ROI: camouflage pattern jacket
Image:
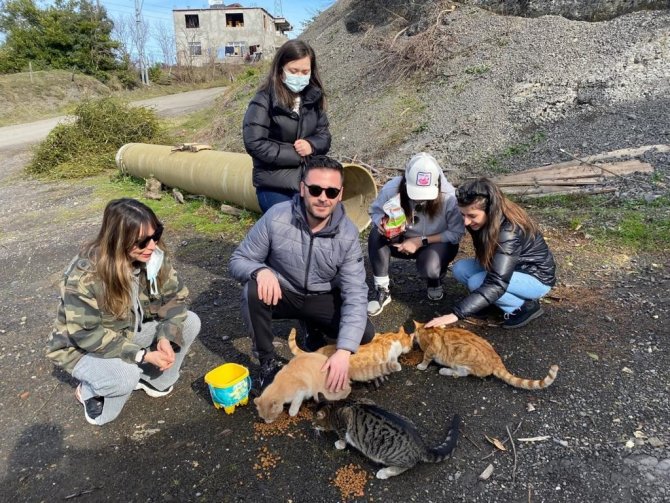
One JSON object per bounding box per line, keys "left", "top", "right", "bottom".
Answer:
{"left": 46, "top": 254, "right": 189, "bottom": 373}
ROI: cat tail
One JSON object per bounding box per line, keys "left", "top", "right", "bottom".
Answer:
{"left": 287, "top": 328, "right": 306, "bottom": 356}
{"left": 493, "top": 364, "right": 559, "bottom": 389}
{"left": 423, "top": 414, "right": 461, "bottom": 463}
{"left": 350, "top": 361, "right": 402, "bottom": 382}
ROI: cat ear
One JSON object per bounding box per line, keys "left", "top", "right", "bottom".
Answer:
{"left": 316, "top": 392, "right": 327, "bottom": 403}
{"left": 399, "top": 326, "right": 406, "bottom": 335}
{"left": 413, "top": 320, "right": 423, "bottom": 329}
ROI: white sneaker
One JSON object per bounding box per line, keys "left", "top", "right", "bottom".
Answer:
{"left": 367, "top": 287, "right": 391, "bottom": 316}
{"left": 135, "top": 381, "right": 174, "bottom": 398}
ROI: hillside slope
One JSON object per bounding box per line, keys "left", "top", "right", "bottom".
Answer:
{"left": 301, "top": 1, "right": 670, "bottom": 182}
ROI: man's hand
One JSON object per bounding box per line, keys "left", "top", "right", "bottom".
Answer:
{"left": 256, "top": 268, "right": 282, "bottom": 306}
{"left": 321, "top": 349, "right": 351, "bottom": 393}
{"left": 424, "top": 313, "right": 459, "bottom": 328}
{"left": 294, "top": 139, "right": 313, "bottom": 157}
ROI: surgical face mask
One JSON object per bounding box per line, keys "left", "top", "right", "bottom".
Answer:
{"left": 283, "top": 69, "right": 310, "bottom": 93}
{"left": 146, "top": 246, "right": 164, "bottom": 295}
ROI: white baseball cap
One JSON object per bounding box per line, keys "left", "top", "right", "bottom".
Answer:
{"left": 405, "top": 152, "right": 442, "bottom": 201}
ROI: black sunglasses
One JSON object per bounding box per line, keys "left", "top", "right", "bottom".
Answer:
{"left": 306, "top": 184, "right": 342, "bottom": 199}
{"left": 135, "top": 225, "right": 163, "bottom": 249}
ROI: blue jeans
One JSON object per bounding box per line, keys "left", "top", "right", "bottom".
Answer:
{"left": 256, "top": 187, "right": 297, "bottom": 214}
{"left": 451, "top": 258, "right": 551, "bottom": 313}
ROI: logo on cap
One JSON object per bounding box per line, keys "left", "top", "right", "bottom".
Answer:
{"left": 416, "top": 172, "right": 433, "bottom": 187}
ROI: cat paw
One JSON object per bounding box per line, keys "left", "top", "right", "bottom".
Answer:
{"left": 376, "top": 468, "right": 391, "bottom": 480}
{"left": 416, "top": 363, "right": 428, "bottom": 371}
{"left": 390, "top": 362, "right": 402, "bottom": 372}
{"left": 335, "top": 439, "right": 346, "bottom": 450}
{"left": 439, "top": 368, "right": 455, "bottom": 376}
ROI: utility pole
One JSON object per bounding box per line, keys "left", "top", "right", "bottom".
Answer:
{"left": 274, "top": 0, "right": 283, "bottom": 17}
{"left": 135, "top": 0, "right": 149, "bottom": 85}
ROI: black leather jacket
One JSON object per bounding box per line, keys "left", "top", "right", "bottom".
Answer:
{"left": 242, "top": 85, "right": 331, "bottom": 191}
{"left": 453, "top": 219, "right": 556, "bottom": 319}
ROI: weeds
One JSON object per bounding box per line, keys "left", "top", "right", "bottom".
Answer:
{"left": 27, "top": 98, "right": 170, "bottom": 179}
{"left": 482, "top": 131, "right": 547, "bottom": 173}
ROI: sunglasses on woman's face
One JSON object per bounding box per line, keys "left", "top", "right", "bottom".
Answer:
{"left": 306, "top": 184, "right": 342, "bottom": 199}
{"left": 135, "top": 225, "right": 163, "bottom": 249}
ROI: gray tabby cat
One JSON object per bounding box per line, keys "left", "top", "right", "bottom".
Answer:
{"left": 313, "top": 397, "right": 461, "bottom": 479}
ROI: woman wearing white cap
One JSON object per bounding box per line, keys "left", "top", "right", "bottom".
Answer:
{"left": 367, "top": 153, "right": 465, "bottom": 316}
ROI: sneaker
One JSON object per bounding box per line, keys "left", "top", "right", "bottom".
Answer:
{"left": 135, "top": 381, "right": 174, "bottom": 398}
{"left": 258, "top": 358, "right": 283, "bottom": 391}
{"left": 503, "top": 300, "right": 544, "bottom": 329}
{"left": 427, "top": 285, "right": 444, "bottom": 301}
{"left": 75, "top": 384, "right": 103, "bottom": 426}
{"left": 367, "top": 287, "right": 391, "bottom": 316}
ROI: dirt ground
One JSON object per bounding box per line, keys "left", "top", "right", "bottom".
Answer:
{"left": 0, "top": 142, "right": 668, "bottom": 503}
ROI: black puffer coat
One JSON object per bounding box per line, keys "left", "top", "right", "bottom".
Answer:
{"left": 453, "top": 219, "right": 556, "bottom": 319}
{"left": 242, "top": 85, "right": 331, "bottom": 191}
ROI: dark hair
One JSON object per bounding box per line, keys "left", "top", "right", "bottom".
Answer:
{"left": 302, "top": 155, "right": 343, "bottom": 180}
{"left": 259, "top": 39, "right": 326, "bottom": 110}
{"left": 456, "top": 178, "right": 539, "bottom": 270}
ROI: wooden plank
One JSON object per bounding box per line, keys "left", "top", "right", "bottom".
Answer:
{"left": 501, "top": 185, "right": 618, "bottom": 196}
{"left": 492, "top": 160, "right": 653, "bottom": 184}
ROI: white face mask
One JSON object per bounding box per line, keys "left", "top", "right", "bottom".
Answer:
{"left": 283, "top": 69, "right": 310, "bottom": 93}
{"left": 146, "top": 246, "right": 164, "bottom": 295}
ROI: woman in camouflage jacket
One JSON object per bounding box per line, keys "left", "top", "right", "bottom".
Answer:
{"left": 46, "top": 198, "right": 200, "bottom": 426}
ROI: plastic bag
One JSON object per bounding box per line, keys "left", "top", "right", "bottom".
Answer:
{"left": 381, "top": 193, "right": 406, "bottom": 241}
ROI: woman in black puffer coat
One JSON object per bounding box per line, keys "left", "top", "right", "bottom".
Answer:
{"left": 425, "top": 178, "right": 556, "bottom": 330}
{"left": 243, "top": 40, "right": 331, "bottom": 213}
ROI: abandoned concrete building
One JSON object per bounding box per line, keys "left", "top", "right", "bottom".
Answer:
{"left": 172, "top": 1, "right": 293, "bottom": 66}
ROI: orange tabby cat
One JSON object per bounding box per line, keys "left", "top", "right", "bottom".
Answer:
{"left": 254, "top": 352, "right": 351, "bottom": 423}
{"left": 413, "top": 322, "right": 558, "bottom": 389}
{"left": 287, "top": 327, "right": 414, "bottom": 382}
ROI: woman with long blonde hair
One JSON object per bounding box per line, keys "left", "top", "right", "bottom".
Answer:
{"left": 46, "top": 198, "right": 200, "bottom": 425}
{"left": 426, "top": 178, "right": 556, "bottom": 329}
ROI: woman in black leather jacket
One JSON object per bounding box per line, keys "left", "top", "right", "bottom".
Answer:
{"left": 426, "top": 178, "right": 556, "bottom": 329}
{"left": 243, "top": 40, "right": 331, "bottom": 213}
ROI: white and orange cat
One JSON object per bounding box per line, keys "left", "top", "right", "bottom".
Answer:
{"left": 413, "top": 322, "right": 558, "bottom": 389}
{"left": 287, "top": 327, "right": 414, "bottom": 382}
{"left": 254, "top": 352, "right": 351, "bottom": 423}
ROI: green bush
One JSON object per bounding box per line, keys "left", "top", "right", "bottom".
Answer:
{"left": 28, "top": 97, "right": 169, "bottom": 178}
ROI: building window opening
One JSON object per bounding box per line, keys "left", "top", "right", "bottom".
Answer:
{"left": 226, "top": 13, "right": 244, "bottom": 27}
{"left": 185, "top": 14, "right": 199, "bottom": 28}
{"left": 188, "top": 42, "right": 202, "bottom": 56}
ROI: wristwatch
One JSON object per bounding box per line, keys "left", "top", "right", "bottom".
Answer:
{"left": 135, "top": 348, "right": 147, "bottom": 364}
{"left": 421, "top": 236, "right": 429, "bottom": 247}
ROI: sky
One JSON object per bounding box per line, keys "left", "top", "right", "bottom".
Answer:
{"left": 97, "top": 0, "right": 335, "bottom": 61}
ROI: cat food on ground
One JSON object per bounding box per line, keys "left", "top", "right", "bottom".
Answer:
{"left": 253, "top": 407, "right": 311, "bottom": 439}
{"left": 254, "top": 446, "right": 281, "bottom": 479}
{"left": 399, "top": 348, "right": 423, "bottom": 367}
{"left": 332, "top": 463, "right": 370, "bottom": 500}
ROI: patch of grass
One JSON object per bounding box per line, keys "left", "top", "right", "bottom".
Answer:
{"left": 464, "top": 64, "right": 490, "bottom": 76}
{"left": 528, "top": 194, "right": 670, "bottom": 253}
{"left": 204, "top": 63, "right": 267, "bottom": 151}
{"left": 102, "top": 173, "right": 258, "bottom": 240}
{"left": 27, "top": 97, "right": 171, "bottom": 179}
{"left": 481, "top": 131, "right": 547, "bottom": 174}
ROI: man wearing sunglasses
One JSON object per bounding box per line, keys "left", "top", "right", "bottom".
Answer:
{"left": 230, "top": 155, "right": 375, "bottom": 393}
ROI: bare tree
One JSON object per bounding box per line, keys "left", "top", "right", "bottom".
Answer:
{"left": 112, "top": 13, "right": 133, "bottom": 61}
{"left": 154, "top": 21, "right": 176, "bottom": 69}
{"left": 130, "top": 14, "right": 151, "bottom": 84}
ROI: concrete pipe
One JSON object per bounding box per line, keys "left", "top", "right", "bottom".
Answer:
{"left": 115, "top": 143, "right": 377, "bottom": 231}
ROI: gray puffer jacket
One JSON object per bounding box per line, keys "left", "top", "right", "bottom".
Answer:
{"left": 229, "top": 196, "right": 368, "bottom": 353}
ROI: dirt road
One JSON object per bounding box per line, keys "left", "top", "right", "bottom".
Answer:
{"left": 0, "top": 87, "right": 225, "bottom": 151}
